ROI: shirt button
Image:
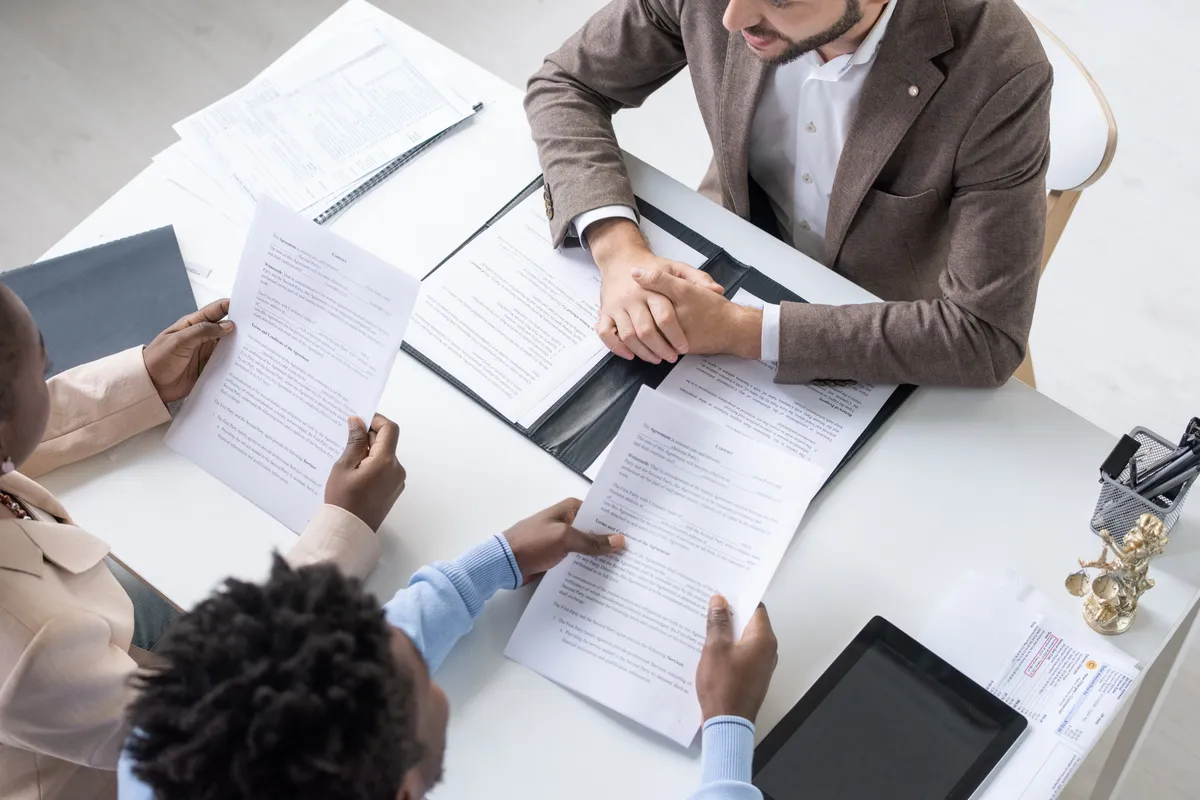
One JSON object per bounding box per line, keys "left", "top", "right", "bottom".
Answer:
{"left": 908, "top": 84, "right": 920, "bottom": 97}
{"left": 802, "top": 173, "right": 813, "bottom": 184}
{"left": 799, "top": 220, "right": 811, "bottom": 231}
{"left": 805, "top": 122, "right": 817, "bottom": 133}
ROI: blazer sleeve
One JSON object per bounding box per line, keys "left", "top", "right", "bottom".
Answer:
{"left": 20, "top": 348, "right": 172, "bottom": 478}
{"left": 284, "top": 504, "right": 380, "bottom": 580}
{"left": 0, "top": 612, "right": 139, "bottom": 770}
{"left": 775, "top": 62, "right": 1053, "bottom": 388}
{"left": 526, "top": 0, "right": 689, "bottom": 246}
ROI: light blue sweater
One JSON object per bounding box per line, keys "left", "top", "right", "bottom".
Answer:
{"left": 119, "top": 536, "right": 760, "bottom": 799}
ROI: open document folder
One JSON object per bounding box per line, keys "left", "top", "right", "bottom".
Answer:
{"left": 165, "top": 197, "right": 420, "bottom": 533}
{"left": 923, "top": 573, "right": 1140, "bottom": 800}
{"left": 402, "top": 180, "right": 915, "bottom": 484}
{"left": 506, "top": 387, "right": 825, "bottom": 745}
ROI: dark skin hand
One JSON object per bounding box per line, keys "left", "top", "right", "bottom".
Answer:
{"left": 324, "top": 414, "right": 407, "bottom": 532}
{"left": 695, "top": 595, "right": 779, "bottom": 722}
{"left": 143, "top": 299, "right": 236, "bottom": 404}
{"left": 503, "top": 497, "right": 626, "bottom": 582}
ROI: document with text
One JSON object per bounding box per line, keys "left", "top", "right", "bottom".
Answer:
{"left": 166, "top": 196, "right": 420, "bottom": 532}
{"left": 923, "top": 574, "right": 1139, "bottom": 800}
{"left": 405, "top": 192, "right": 706, "bottom": 426}
{"left": 583, "top": 290, "right": 895, "bottom": 478}
{"left": 174, "top": 22, "right": 476, "bottom": 220}
{"left": 505, "top": 387, "right": 824, "bottom": 745}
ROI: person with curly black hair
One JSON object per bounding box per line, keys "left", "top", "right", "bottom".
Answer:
{"left": 117, "top": 498, "right": 629, "bottom": 800}
{"left": 0, "top": 284, "right": 406, "bottom": 800}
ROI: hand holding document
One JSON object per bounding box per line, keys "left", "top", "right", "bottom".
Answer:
{"left": 505, "top": 388, "right": 824, "bottom": 745}
{"left": 166, "top": 197, "right": 420, "bottom": 532}
{"left": 923, "top": 573, "right": 1140, "bottom": 799}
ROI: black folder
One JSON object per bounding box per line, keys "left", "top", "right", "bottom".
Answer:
{"left": 403, "top": 180, "right": 914, "bottom": 482}
{"left": 2, "top": 227, "right": 198, "bottom": 377}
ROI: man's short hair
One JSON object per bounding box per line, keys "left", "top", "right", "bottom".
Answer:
{"left": 126, "top": 557, "right": 422, "bottom": 800}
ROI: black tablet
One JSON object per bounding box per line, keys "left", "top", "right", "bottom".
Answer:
{"left": 753, "top": 617, "right": 1026, "bottom": 800}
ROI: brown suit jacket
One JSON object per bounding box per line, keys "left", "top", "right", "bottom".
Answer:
{"left": 526, "top": 0, "right": 1052, "bottom": 387}
{"left": 0, "top": 349, "right": 380, "bottom": 800}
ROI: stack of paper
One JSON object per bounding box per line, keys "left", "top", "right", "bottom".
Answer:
{"left": 155, "top": 6, "right": 476, "bottom": 227}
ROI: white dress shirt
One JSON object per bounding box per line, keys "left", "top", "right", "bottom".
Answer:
{"left": 573, "top": 1, "right": 897, "bottom": 362}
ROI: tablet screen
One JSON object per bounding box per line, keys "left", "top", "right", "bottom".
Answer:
{"left": 753, "top": 618, "right": 1025, "bottom": 800}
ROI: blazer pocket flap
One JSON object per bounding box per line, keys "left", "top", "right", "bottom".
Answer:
{"left": 862, "top": 187, "right": 940, "bottom": 215}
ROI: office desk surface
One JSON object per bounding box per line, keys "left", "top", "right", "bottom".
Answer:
{"left": 35, "top": 16, "right": 1200, "bottom": 800}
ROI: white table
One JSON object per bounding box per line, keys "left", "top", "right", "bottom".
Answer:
{"left": 33, "top": 11, "right": 1200, "bottom": 800}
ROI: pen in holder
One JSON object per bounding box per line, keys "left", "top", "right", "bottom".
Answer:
{"left": 1091, "top": 427, "right": 1195, "bottom": 545}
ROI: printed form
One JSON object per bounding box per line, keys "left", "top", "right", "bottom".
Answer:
{"left": 166, "top": 197, "right": 420, "bottom": 532}
{"left": 923, "top": 574, "right": 1139, "bottom": 799}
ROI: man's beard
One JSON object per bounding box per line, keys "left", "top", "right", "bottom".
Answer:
{"left": 745, "top": 0, "right": 865, "bottom": 65}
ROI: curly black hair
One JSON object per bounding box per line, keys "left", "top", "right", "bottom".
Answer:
{"left": 126, "top": 555, "right": 423, "bottom": 800}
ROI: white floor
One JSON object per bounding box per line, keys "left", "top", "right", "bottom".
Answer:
{"left": 2, "top": 0, "right": 1198, "bottom": 794}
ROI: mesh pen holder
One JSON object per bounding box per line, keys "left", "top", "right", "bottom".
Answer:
{"left": 1091, "top": 427, "right": 1195, "bottom": 545}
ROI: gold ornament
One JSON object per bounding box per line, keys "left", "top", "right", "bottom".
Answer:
{"left": 1066, "top": 513, "right": 1168, "bottom": 635}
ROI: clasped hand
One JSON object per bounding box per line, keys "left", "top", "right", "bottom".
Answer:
{"left": 587, "top": 219, "right": 762, "bottom": 363}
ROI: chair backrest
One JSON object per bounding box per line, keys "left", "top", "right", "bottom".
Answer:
{"left": 1026, "top": 13, "right": 1118, "bottom": 192}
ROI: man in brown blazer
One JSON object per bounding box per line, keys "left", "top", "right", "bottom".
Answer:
{"left": 526, "top": 0, "right": 1052, "bottom": 387}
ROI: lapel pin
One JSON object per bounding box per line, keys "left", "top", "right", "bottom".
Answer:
{"left": 908, "top": 85, "right": 920, "bottom": 97}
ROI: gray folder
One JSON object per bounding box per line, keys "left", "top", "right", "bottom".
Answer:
{"left": 1, "top": 227, "right": 198, "bottom": 377}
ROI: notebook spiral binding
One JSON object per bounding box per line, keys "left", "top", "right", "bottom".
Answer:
{"left": 311, "top": 102, "right": 483, "bottom": 226}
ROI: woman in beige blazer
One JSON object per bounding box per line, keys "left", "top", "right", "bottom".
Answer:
{"left": 0, "top": 284, "right": 406, "bottom": 800}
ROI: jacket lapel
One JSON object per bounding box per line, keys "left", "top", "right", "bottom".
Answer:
{"left": 824, "top": 0, "right": 954, "bottom": 267}
{"left": 0, "top": 471, "right": 72, "bottom": 523}
{"left": 719, "top": 33, "right": 769, "bottom": 217}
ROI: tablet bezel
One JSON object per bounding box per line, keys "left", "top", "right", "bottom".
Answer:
{"left": 752, "top": 616, "right": 1028, "bottom": 800}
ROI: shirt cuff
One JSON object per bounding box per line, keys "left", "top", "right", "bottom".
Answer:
{"left": 759, "top": 303, "right": 781, "bottom": 362}
{"left": 571, "top": 205, "right": 639, "bottom": 250}
{"left": 701, "top": 716, "right": 756, "bottom": 785}
{"left": 440, "top": 535, "right": 522, "bottom": 617}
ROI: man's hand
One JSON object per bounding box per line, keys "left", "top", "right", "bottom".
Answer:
{"left": 631, "top": 269, "right": 763, "bottom": 359}
{"left": 696, "top": 595, "right": 778, "bottom": 722}
{"left": 503, "top": 498, "right": 626, "bottom": 582}
{"left": 144, "top": 299, "right": 235, "bottom": 404}
{"left": 324, "top": 414, "right": 407, "bottom": 532}
{"left": 587, "top": 218, "right": 723, "bottom": 364}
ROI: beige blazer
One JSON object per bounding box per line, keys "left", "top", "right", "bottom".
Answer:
{"left": 0, "top": 348, "right": 380, "bottom": 800}
{"left": 526, "top": 0, "right": 1052, "bottom": 387}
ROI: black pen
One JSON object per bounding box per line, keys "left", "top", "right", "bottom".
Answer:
{"left": 1139, "top": 451, "right": 1200, "bottom": 499}
{"left": 1136, "top": 437, "right": 1200, "bottom": 489}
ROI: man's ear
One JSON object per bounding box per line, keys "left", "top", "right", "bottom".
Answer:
{"left": 397, "top": 769, "right": 424, "bottom": 800}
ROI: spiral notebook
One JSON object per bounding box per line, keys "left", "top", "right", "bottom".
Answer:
{"left": 311, "top": 102, "right": 483, "bottom": 226}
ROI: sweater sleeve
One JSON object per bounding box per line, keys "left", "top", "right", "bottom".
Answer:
{"left": 382, "top": 535, "right": 521, "bottom": 672}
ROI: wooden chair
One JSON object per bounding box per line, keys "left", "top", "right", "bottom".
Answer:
{"left": 1014, "top": 14, "right": 1118, "bottom": 388}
